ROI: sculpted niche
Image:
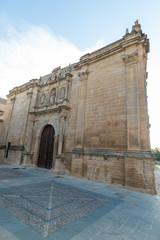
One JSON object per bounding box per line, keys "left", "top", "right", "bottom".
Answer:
{"left": 59, "top": 87, "right": 66, "bottom": 100}
{"left": 49, "top": 88, "right": 56, "bottom": 105}
{"left": 34, "top": 64, "right": 73, "bottom": 111}
{"left": 39, "top": 93, "right": 46, "bottom": 106}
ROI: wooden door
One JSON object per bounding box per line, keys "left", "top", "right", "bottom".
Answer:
{"left": 38, "top": 125, "right": 55, "bottom": 169}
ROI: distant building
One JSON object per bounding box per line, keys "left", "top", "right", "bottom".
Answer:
{"left": 0, "top": 21, "right": 156, "bottom": 194}
{"left": 0, "top": 97, "right": 7, "bottom": 137}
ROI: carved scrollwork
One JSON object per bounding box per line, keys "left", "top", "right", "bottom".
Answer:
{"left": 78, "top": 69, "right": 88, "bottom": 81}
{"left": 39, "top": 77, "right": 47, "bottom": 86}
{"left": 123, "top": 51, "right": 138, "bottom": 65}
{"left": 50, "top": 74, "right": 57, "bottom": 82}
{"left": 143, "top": 53, "right": 147, "bottom": 64}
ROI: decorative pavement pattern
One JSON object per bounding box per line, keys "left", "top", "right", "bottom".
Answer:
{"left": 0, "top": 162, "right": 160, "bottom": 240}
{"left": 0, "top": 181, "right": 112, "bottom": 237}
{"left": 0, "top": 168, "right": 25, "bottom": 179}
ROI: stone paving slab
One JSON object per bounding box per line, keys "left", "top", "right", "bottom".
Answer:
{"left": 0, "top": 161, "right": 160, "bottom": 240}
{"left": 0, "top": 168, "right": 26, "bottom": 179}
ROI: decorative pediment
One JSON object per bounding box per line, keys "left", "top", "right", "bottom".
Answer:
{"left": 38, "top": 65, "right": 72, "bottom": 86}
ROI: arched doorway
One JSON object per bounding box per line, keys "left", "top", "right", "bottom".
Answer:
{"left": 38, "top": 125, "right": 55, "bottom": 169}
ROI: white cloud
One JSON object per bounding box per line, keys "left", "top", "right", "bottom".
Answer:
{"left": 0, "top": 25, "right": 81, "bottom": 98}
{"left": 82, "top": 39, "right": 106, "bottom": 54}
{"left": 0, "top": 24, "right": 106, "bottom": 99}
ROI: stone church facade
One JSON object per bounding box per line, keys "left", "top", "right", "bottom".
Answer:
{"left": 0, "top": 21, "right": 156, "bottom": 194}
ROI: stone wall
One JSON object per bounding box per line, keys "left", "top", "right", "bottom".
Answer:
{"left": 0, "top": 21, "right": 156, "bottom": 194}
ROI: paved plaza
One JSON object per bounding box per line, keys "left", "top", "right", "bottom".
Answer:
{"left": 0, "top": 161, "right": 160, "bottom": 240}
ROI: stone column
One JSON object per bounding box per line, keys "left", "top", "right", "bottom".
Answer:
{"left": 123, "top": 52, "right": 140, "bottom": 150}
{"left": 75, "top": 69, "right": 88, "bottom": 149}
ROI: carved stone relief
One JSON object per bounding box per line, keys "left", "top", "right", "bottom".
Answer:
{"left": 49, "top": 89, "right": 56, "bottom": 105}
{"left": 59, "top": 87, "right": 66, "bottom": 99}
{"left": 36, "top": 68, "right": 72, "bottom": 109}
{"left": 40, "top": 93, "right": 46, "bottom": 105}
{"left": 78, "top": 69, "right": 88, "bottom": 81}
{"left": 123, "top": 51, "right": 138, "bottom": 65}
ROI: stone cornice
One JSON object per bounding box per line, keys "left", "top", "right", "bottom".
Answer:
{"left": 7, "top": 79, "right": 38, "bottom": 97}
{"left": 0, "top": 145, "right": 5, "bottom": 149}
{"left": 77, "top": 32, "right": 149, "bottom": 68}
{"left": 10, "top": 145, "right": 24, "bottom": 151}
{"left": 72, "top": 148, "right": 153, "bottom": 159}
{"left": 0, "top": 145, "right": 24, "bottom": 150}
{"left": 29, "top": 105, "right": 70, "bottom": 116}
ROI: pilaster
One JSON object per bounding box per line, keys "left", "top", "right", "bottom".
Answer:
{"left": 123, "top": 52, "right": 140, "bottom": 150}
{"left": 23, "top": 119, "right": 35, "bottom": 166}
{"left": 75, "top": 69, "right": 88, "bottom": 149}
{"left": 20, "top": 91, "right": 33, "bottom": 145}
{"left": 4, "top": 96, "right": 16, "bottom": 144}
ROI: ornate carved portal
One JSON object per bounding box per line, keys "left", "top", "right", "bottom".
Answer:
{"left": 37, "top": 125, "right": 55, "bottom": 169}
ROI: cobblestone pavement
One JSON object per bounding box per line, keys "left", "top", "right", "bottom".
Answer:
{"left": 0, "top": 161, "right": 160, "bottom": 240}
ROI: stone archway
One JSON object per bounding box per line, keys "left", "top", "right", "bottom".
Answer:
{"left": 37, "top": 125, "right": 55, "bottom": 169}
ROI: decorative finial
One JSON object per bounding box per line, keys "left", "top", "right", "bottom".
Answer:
{"left": 132, "top": 20, "right": 141, "bottom": 33}
{"left": 135, "top": 19, "right": 139, "bottom": 25}
{"left": 125, "top": 28, "right": 129, "bottom": 35}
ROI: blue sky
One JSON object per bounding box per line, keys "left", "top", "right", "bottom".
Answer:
{"left": 0, "top": 0, "right": 160, "bottom": 148}
{"left": 0, "top": 0, "right": 159, "bottom": 49}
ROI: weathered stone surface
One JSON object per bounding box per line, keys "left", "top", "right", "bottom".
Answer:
{"left": 0, "top": 21, "right": 156, "bottom": 193}
{"left": 0, "top": 97, "right": 7, "bottom": 148}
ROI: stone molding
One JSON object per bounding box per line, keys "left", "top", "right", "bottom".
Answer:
{"left": 7, "top": 79, "right": 38, "bottom": 97}
{"left": 0, "top": 145, "right": 5, "bottom": 149}
{"left": 29, "top": 105, "right": 70, "bottom": 116}
{"left": 9, "top": 145, "right": 24, "bottom": 151}
{"left": 72, "top": 148, "right": 153, "bottom": 159}
{"left": 0, "top": 145, "right": 24, "bottom": 151}
{"left": 77, "top": 32, "right": 149, "bottom": 68}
